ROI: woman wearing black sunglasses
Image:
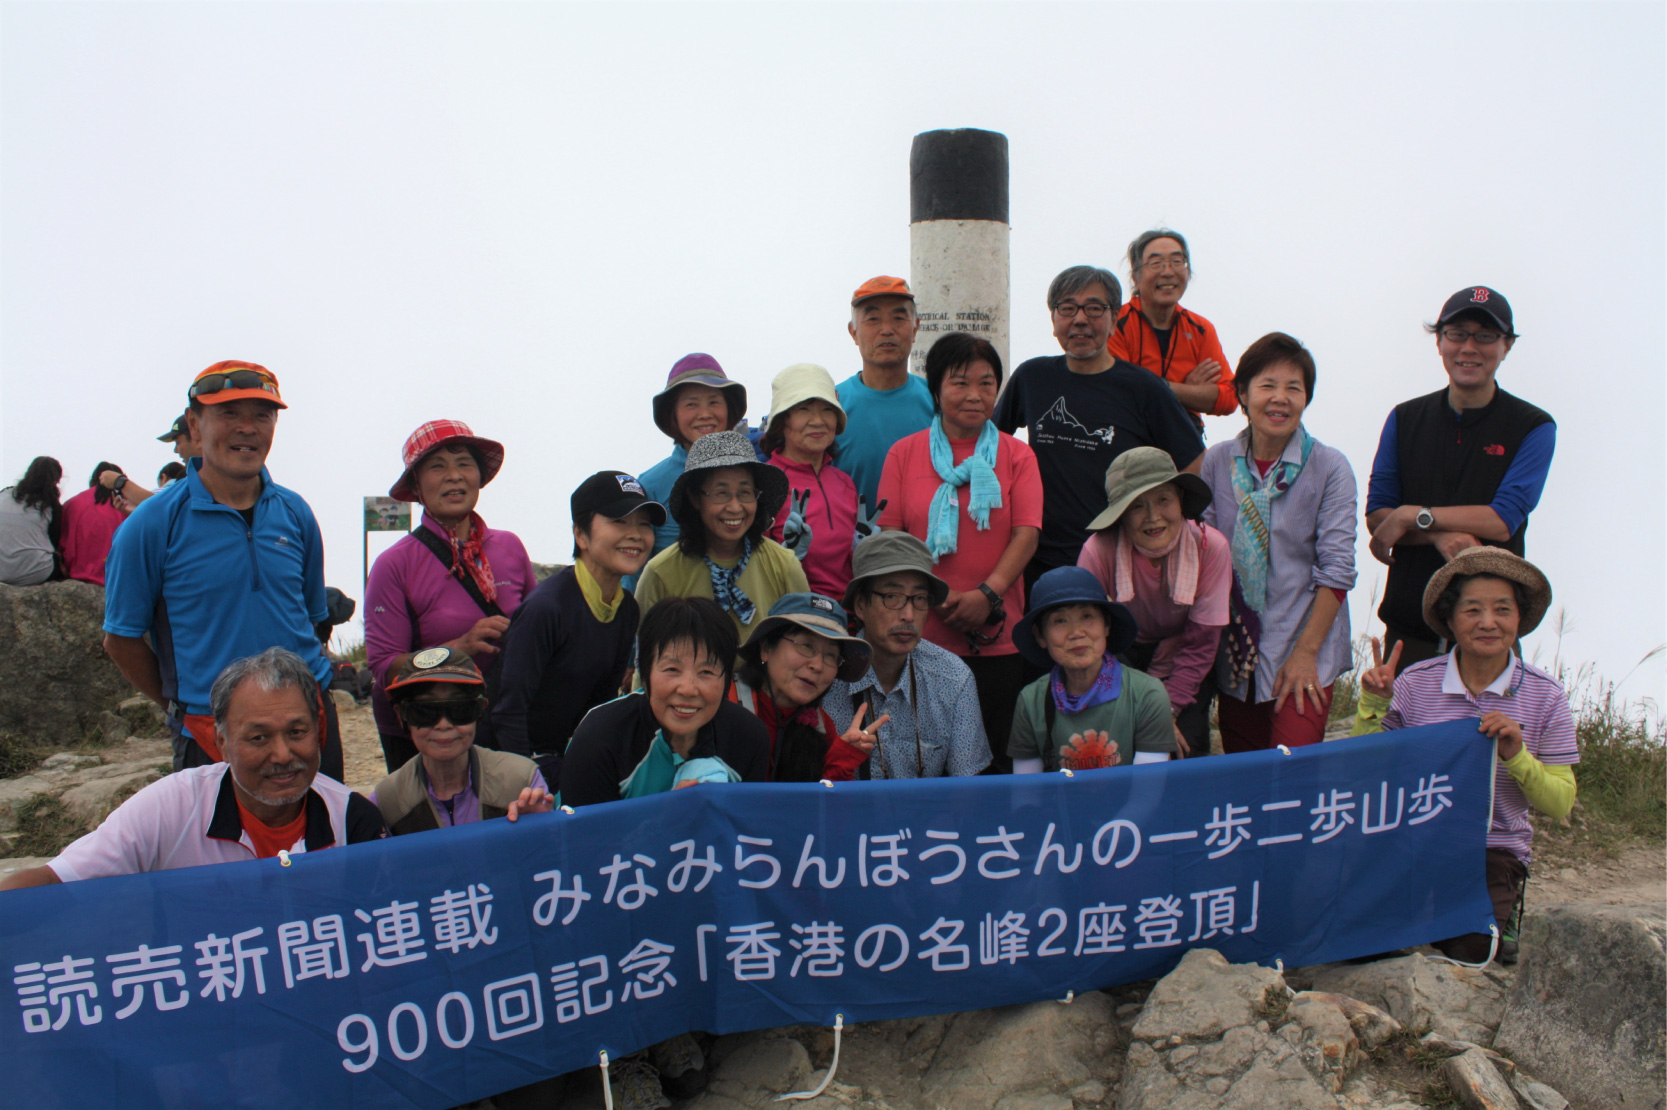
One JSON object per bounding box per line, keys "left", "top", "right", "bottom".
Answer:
{"left": 369, "top": 647, "right": 552, "bottom": 835}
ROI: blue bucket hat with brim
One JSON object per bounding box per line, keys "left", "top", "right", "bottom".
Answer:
{"left": 1014, "top": 566, "right": 1139, "bottom": 671}
{"left": 739, "top": 592, "right": 871, "bottom": 682}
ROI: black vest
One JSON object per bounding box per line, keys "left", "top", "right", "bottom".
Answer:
{"left": 1379, "top": 387, "right": 1552, "bottom": 637}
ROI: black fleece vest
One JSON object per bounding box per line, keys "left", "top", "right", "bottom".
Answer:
{"left": 1379, "top": 387, "right": 1552, "bottom": 637}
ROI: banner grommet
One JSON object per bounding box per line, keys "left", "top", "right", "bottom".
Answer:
{"left": 277, "top": 850, "right": 292, "bottom": 868}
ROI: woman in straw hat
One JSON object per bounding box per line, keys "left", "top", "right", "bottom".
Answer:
{"left": 634, "top": 430, "right": 808, "bottom": 644}
{"left": 1198, "top": 332, "right": 1356, "bottom": 753}
{"left": 1354, "top": 547, "right": 1578, "bottom": 965}
{"left": 1078, "top": 446, "right": 1232, "bottom": 757}
{"left": 731, "top": 593, "right": 886, "bottom": 782}
{"left": 761, "top": 363, "right": 861, "bottom": 599}
{"left": 364, "top": 420, "right": 537, "bottom": 771}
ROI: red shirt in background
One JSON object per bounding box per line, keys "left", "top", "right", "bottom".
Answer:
{"left": 58, "top": 487, "right": 126, "bottom": 586}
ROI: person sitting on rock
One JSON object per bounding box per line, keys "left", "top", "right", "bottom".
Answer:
{"left": 0, "top": 456, "right": 63, "bottom": 587}
{"left": 371, "top": 648, "right": 552, "bottom": 834}
{"left": 1009, "top": 566, "right": 1176, "bottom": 773}
{"left": 1352, "top": 548, "right": 1578, "bottom": 965}
{"left": 0, "top": 648, "right": 388, "bottom": 892}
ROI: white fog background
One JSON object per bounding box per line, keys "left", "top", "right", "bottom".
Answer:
{"left": 3, "top": 2, "right": 1663, "bottom": 711}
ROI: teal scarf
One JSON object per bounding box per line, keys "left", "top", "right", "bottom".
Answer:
{"left": 1229, "top": 429, "right": 1314, "bottom": 611}
{"left": 926, "top": 416, "right": 1001, "bottom": 560}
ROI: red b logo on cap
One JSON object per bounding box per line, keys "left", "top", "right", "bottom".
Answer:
{"left": 1470, "top": 287, "right": 1490, "bottom": 303}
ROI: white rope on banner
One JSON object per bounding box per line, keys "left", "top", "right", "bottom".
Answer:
{"left": 1274, "top": 957, "right": 1295, "bottom": 998}
{"left": 1058, "top": 990, "right": 1075, "bottom": 1004}
{"left": 560, "top": 805, "right": 576, "bottom": 815}
{"left": 1427, "top": 923, "right": 1501, "bottom": 970}
{"left": 775, "top": 1014, "right": 845, "bottom": 1101}
{"left": 599, "top": 1050, "right": 613, "bottom": 1110}
{"left": 277, "top": 850, "right": 292, "bottom": 868}
{"left": 819, "top": 779, "right": 834, "bottom": 788}
{"left": 1276, "top": 745, "right": 1292, "bottom": 756}
{"left": 1059, "top": 769, "right": 1075, "bottom": 778}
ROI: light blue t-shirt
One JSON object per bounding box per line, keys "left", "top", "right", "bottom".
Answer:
{"left": 625, "top": 445, "right": 687, "bottom": 594}
{"left": 834, "top": 371, "right": 934, "bottom": 510}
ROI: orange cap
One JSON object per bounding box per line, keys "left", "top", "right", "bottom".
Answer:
{"left": 851, "top": 275, "right": 914, "bottom": 306}
{"left": 188, "top": 360, "right": 287, "bottom": 408}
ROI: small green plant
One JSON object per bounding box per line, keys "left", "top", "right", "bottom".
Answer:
{"left": 12, "top": 795, "right": 86, "bottom": 858}
{"left": 330, "top": 637, "right": 368, "bottom": 665}
{"left": 0, "top": 732, "right": 44, "bottom": 778}
{"left": 1254, "top": 984, "right": 1290, "bottom": 1025}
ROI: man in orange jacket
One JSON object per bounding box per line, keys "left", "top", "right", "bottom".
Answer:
{"left": 1109, "top": 229, "right": 1237, "bottom": 428}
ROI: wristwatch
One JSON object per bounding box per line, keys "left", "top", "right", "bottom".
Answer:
{"left": 976, "top": 583, "right": 1002, "bottom": 608}
{"left": 1414, "top": 507, "right": 1435, "bottom": 531}
{"left": 113, "top": 475, "right": 129, "bottom": 493}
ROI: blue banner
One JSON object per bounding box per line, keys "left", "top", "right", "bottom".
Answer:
{"left": 3, "top": 722, "right": 1495, "bottom": 1108}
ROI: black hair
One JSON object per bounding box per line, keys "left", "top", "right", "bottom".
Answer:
{"left": 673, "top": 468, "right": 773, "bottom": 559}
{"left": 735, "top": 626, "right": 834, "bottom": 783}
{"left": 924, "top": 332, "right": 1004, "bottom": 413}
{"left": 1431, "top": 573, "right": 1530, "bottom": 632}
{"left": 89, "top": 461, "right": 123, "bottom": 506}
{"left": 10, "top": 456, "right": 62, "bottom": 515}
{"left": 1423, "top": 312, "right": 1519, "bottom": 341}
{"left": 637, "top": 596, "right": 739, "bottom": 689}
{"left": 158, "top": 461, "right": 187, "bottom": 484}
{"left": 1234, "top": 332, "right": 1317, "bottom": 405}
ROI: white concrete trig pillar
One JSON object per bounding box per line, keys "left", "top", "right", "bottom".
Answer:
{"left": 908, "top": 129, "right": 1010, "bottom": 377}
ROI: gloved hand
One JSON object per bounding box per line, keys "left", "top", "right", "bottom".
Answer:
{"left": 782, "top": 488, "right": 814, "bottom": 561}
{"left": 853, "top": 496, "right": 888, "bottom": 549}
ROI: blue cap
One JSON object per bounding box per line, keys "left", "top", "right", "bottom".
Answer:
{"left": 1013, "top": 567, "right": 1139, "bottom": 671}
{"left": 739, "top": 592, "right": 871, "bottom": 682}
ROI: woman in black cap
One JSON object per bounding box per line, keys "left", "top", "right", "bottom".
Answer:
{"left": 634, "top": 430, "right": 808, "bottom": 644}
{"left": 492, "top": 471, "right": 665, "bottom": 787}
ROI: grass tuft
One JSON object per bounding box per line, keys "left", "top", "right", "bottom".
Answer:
{"left": 11, "top": 795, "right": 86, "bottom": 858}
{"left": 0, "top": 732, "right": 46, "bottom": 778}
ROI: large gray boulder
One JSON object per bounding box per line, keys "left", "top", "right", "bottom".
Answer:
{"left": 1493, "top": 903, "right": 1666, "bottom": 1110}
{"left": 0, "top": 580, "right": 133, "bottom": 744}
{"left": 1307, "top": 953, "right": 1508, "bottom": 1044}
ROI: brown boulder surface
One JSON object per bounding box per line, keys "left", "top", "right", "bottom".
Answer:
{"left": 0, "top": 580, "right": 133, "bottom": 744}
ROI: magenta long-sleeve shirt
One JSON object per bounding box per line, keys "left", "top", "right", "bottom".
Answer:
{"left": 363, "top": 513, "right": 538, "bottom": 735}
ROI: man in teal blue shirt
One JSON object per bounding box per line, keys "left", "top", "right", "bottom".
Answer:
{"left": 834, "top": 275, "right": 933, "bottom": 513}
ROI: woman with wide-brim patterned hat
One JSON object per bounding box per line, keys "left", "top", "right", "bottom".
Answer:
{"left": 363, "top": 420, "right": 538, "bottom": 772}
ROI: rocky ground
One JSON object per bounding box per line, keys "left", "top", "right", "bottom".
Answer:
{"left": 2, "top": 700, "right": 1660, "bottom": 1110}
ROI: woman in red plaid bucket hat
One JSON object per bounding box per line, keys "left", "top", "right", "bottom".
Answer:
{"left": 363, "top": 420, "right": 539, "bottom": 772}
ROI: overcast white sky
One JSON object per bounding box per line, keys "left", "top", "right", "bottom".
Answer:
{"left": 3, "top": 2, "right": 1662, "bottom": 711}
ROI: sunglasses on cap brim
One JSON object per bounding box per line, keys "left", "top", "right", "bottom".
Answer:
{"left": 190, "top": 369, "right": 282, "bottom": 401}
{"left": 398, "top": 697, "right": 485, "bottom": 728}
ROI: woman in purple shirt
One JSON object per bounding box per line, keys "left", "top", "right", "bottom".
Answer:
{"left": 1200, "top": 333, "right": 1357, "bottom": 753}
{"left": 365, "top": 420, "right": 538, "bottom": 771}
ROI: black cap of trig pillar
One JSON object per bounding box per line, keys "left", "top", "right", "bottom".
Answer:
{"left": 910, "top": 129, "right": 1009, "bottom": 224}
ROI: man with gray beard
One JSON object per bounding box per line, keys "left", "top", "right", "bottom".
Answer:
{"left": 0, "top": 648, "right": 387, "bottom": 891}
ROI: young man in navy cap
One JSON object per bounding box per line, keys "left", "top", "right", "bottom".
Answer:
{"left": 1365, "top": 286, "right": 1556, "bottom": 672}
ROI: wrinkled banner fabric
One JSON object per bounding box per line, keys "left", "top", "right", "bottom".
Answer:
{"left": 3, "top": 722, "right": 1495, "bottom": 1108}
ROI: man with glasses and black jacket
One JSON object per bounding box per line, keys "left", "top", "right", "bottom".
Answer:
{"left": 1365, "top": 287, "right": 1555, "bottom": 674}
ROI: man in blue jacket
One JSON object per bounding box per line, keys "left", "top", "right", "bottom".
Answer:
{"left": 102, "top": 360, "right": 342, "bottom": 778}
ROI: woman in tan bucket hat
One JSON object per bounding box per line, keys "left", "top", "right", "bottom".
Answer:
{"left": 1353, "top": 547, "right": 1576, "bottom": 966}
{"left": 1078, "top": 446, "right": 1232, "bottom": 757}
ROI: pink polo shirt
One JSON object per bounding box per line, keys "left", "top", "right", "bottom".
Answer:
{"left": 877, "top": 428, "right": 1043, "bottom": 657}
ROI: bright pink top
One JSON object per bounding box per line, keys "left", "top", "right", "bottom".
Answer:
{"left": 877, "top": 428, "right": 1043, "bottom": 657}
{"left": 58, "top": 487, "right": 125, "bottom": 586}
{"left": 1078, "top": 522, "right": 1231, "bottom": 709}
{"left": 765, "top": 450, "right": 858, "bottom": 600}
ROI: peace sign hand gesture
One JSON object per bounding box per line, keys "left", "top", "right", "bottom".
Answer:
{"left": 1360, "top": 637, "right": 1403, "bottom": 701}
{"left": 839, "top": 702, "right": 891, "bottom": 755}
{"left": 782, "top": 488, "right": 814, "bottom": 560}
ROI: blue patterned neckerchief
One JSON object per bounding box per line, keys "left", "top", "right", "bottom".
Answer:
{"left": 1228, "top": 428, "right": 1315, "bottom": 612}
{"left": 704, "top": 537, "right": 756, "bottom": 626}
{"left": 1050, "top": 653, "right": 1122, "bottom": 715}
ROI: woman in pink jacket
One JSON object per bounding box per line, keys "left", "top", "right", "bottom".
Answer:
{"left": 763, "top": 363, "right": 861, "bottom": 599}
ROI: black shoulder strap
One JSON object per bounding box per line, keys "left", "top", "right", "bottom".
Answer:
{"left": 413, "top": 525, "right": 503, "bottom": 618}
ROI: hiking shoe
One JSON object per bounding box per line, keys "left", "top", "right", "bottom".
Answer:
{"left": 1497, "top": 939, "right": 1519, "bottom": 966}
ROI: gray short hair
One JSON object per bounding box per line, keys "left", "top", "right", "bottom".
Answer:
{"left": 1047, "top": 265, "right": 1122, "bottom": 311}
{"left": 1127, "top": 228, "right": 1191, "bottom": 281}
{"left": 210, "top": 648, "right": 321, "bottom": 738}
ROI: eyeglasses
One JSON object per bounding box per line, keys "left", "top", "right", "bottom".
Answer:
{"left": 399, "top": 697, "right": 485, "bottom": 728}
{"left": 872, "top": 591, "right": 933, "bottom": 612}
{"left": 1440, "top": 328, "right": 1506, "bottom": 346}
{"left": 1053, "top": 300, "right": 1112, "bottom": 319}
{"left": 701, "top": 487, "right": 758, "bottom": 504}
{"left": 779, "top": 635, "right": 843, "bottom": 671}
{"left": 189, "top": 368, "right": 281, "bottom": 400}
{"left": 1138, "top": 254, "right": 1190, "bottom": 274}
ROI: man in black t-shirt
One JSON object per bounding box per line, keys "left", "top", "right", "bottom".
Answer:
{"left": 993, "top": 265, "right": 1205, "bottom": 593}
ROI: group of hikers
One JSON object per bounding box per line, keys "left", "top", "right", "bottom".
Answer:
{"left": 1, "top": 230, "right": 1579, "bottom": 1103}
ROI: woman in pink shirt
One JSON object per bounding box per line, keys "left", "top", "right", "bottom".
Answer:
{"left": 763, "top": 363, "right": 860, "bottom": 599}
{"left": 1078, "top": 447, "right": 1230, "bottom": 758}
{"left": 364, "top": 421, "right": 538, "bottom": 772}
{"left": 877, "top": 331, "right": 1042, "bottom": 769}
